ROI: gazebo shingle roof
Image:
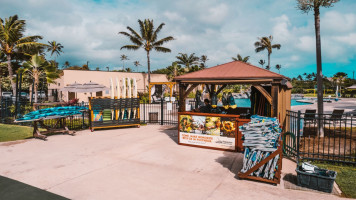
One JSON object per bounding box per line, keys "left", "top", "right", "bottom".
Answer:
{"left": 174, "top": 61, "right": 289, "bottom": 81}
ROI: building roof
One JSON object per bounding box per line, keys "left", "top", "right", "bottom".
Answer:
{"left": 174, "top": 61, "right": 290, "bottom": 82}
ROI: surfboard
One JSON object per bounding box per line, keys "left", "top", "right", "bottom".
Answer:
{"left": 116, "top": 77, "right": 120, "bottom": 120}
{"left": 121, "top": 77, "right": 126, "bottom": 119}
{"left": 110, "top": 78, "right": 114, "bottom": 120}
{"left": 127, "top": 78, "right": 132, "bottom": 119}
{"left": 133, "top": 78, "right": 137, "bottom": 119}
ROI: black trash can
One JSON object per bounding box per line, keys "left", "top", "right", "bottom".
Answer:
{"left": 296, "top": 165, "right": 337, "bottom": 193}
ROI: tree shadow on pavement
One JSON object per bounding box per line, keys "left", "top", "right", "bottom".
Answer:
{"left": 215, "top": 151, "right": 244, "bottom": 179}
{"left": 159, "top": 125, "right": 179, "bottom": 144}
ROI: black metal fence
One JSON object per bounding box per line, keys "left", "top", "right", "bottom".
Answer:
{"left": 140, "top": 100, "right": 179, "bottom": 125}
{"left": 284, "top": 110, "right": 356, "bottom": 165}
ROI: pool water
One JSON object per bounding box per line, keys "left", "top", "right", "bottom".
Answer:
{"left": 234, "top": 98, "right": 313, "bottom": 107}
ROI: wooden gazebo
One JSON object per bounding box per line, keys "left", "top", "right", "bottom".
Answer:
{"left": 174, "top": 61, "right": 292, "bottom": 127}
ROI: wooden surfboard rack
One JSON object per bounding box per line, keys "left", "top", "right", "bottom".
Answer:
{"left": 237, "top": 138, "right": 283, "bottom": 185}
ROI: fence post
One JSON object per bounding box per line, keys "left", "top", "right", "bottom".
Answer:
{"left": 160, "top": 98, "right": 164, "bottom": 125}
{"left": 143, "top": 102, "right": 146, "bottom": 124}
{"left": 296, "top": 110, "right": 301, "bottom": 164}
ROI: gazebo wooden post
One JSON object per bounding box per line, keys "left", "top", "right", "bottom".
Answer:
{"left": 271, "top": 81, "right": 280, "bottom": 118}
{"left": 178, "top": 82, "right": 186, "bottom": 112}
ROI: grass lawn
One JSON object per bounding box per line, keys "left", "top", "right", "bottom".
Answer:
{"left": 314, "top": 162, "right": 356, "bottom": 198}
{"left": 0, "top": 124, "right": 35, "bottom": 142}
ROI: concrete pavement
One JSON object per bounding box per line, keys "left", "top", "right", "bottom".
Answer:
{"left": 0, "top": 125, "right": 344, "bottom": 200}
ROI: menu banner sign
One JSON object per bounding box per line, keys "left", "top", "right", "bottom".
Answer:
{"left": 179, "top": 114, "right": 236, "bottom": 150}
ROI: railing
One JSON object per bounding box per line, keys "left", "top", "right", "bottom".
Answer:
{"left": 140, "top": 100, "right": 179, "bottom": 125}
{"left": 284, "top": 110, "right": 356, "bottom": 165}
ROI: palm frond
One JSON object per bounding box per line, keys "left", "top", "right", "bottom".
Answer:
{"left": 120, "top": 45, "right": 140, "bottom": 51}
{"left": 154, "top": 46, "right": 171, "bottom": 53}
{"left": 272, "top": 44, "right": 281, "bottom": 49}
{"left": 255, "top": 46, "right": 265, "bottom": 53}
{"left": 151, "top": 23, "right": 164, "bottom": 42}
{"left": 152, "top": 36, "right": 174, "bottom": 46}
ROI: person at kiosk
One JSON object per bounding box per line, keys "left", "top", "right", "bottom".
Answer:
{"left": 194, "top": 99, "right": 212, "bottom": 113}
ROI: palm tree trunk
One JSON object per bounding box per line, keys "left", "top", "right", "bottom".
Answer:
{"left": 147, "top": 50, "right": 151, "bottom": 83}
{"left": 34, "top": 74, "right": 39, "bottom": 103}
{"left": 267, "top": 53, "right": 271, "bottom": 70}
{"left": 315, "top": 7, "right": 324, "bottom": 137}
{"left": 6, "top": 54, "right": 16, "bottom": 94}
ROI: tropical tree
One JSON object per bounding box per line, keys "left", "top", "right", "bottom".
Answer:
{"left": 120, "top": 54, "right": 129, "bottom": 70}
{"left": 232, "top": 54, "right": 250, "bottom": 63}
{"left": 297, "top": 0, "right": 339, "bottom": 137}
{"left": 176, "top": 53, "right": 199, "bottom": 72}
{"left": 133, "top": 61, "right": 141, "bottom": 72}
{"left": 0, "top": 15, "right": 47, "bottom": 94}
{"left": 275, "top": 64, "right": 281, "bottom": 74}
{"left": 200, "top": 55, "right": 209, "bottom": 69}
{"left": 47, "top": 41, "right": 63, "bottom": 60}
{"left": 20, "top": 54, "right": 59, "bottom": 103}
{"left": 119, "top": 19, "right": 174, "bottom": 83}
{"left": 258, "top": 59, "right": 265, "bottom": 68}
{"left": 63, "top": 61, "right": 70, "bottom": 69}
{"left": 254, "top": 35, "right": 281, "bottom": 70}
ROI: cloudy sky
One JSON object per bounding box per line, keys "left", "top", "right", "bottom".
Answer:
{"left": 1, "top": 0, "right": 356, "bottom": 78}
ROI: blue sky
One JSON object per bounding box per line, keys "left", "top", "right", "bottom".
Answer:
{"left": 1, "top": 0, "right": 356, "bottom": 78}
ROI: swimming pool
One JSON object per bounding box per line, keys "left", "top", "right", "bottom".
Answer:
{"left": 234, "top": 98, "right": 314, "bottom": 107}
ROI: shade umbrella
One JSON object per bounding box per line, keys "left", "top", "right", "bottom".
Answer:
{"left": 60, "top": 82, "right": 82, "bottom": 91}
{"left": 347, "top": 84, "right": 356, "bottom": 90}
{"left": 74, "top": 81, "right": 110, "bottom": 99}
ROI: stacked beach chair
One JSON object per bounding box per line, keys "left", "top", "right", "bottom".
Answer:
{"left": 238, "top": 115, "right": 283, "bottom": 185}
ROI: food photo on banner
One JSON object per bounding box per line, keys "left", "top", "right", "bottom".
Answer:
{"left": 178, "top": 115, "right": 237, "bottom": 150}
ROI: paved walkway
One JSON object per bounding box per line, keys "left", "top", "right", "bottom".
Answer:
{"left": 0, "top": 125, "right": 345, "bottom": 200}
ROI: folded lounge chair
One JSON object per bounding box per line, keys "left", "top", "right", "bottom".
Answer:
{"left": 327, "top": 109, "right": 344, "bottom": 126}
{"left": 304, "top": 109, "right": 316, "bottom": 124}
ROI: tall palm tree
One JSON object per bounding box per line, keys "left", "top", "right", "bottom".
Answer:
{"left": 297, "top": 0, "right": 339, "bottom": 137}
{"left": 275, "top": 64, "right": 281, "bottom": 74}
{"left": 120, "top": 54, "right": 129, "bottom": 70}
{"left": 232, "top": 54, "right": 250, "bottom": 63}
{"left": 133, "top": 61, "right": 141, "bottom": 72}
{"left": 20, "top": 54, "right": 58, "bottom": 103}
{"left": 119, "top": 19, "right": 174, "bottom": 83}
{"left": 254, "top": 35, "right": 281, "bottom": 70}
{"left": 258, "top": 59, "right": 265, "bottom": 68}
{"left": 63, "top": 61, "right": 70, "bottom": 69}
{"left": 176, "top": 53, "right": 199, "bottom": 72}
{"left": 0, "top": 15, "right": 47, "bottom": 94}
{"left": 47, "top": 41, "right": 63, "bottom": 60}
{"left": 200, "top": 55, "right": 209, "bottom": 69}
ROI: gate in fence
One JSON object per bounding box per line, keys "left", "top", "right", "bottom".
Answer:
{"left": 140, "top": 100, "right": 179, "bottom": 125}
{"left": 284, "top": 110, "right": 356, "bottom": 165}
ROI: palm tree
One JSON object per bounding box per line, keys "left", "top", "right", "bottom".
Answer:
{"left": 63, "top": 61, "right": 70, "bottom": 69}
{"left": 0, "top": 15, "right": 47, "bottom": 94}
{"left": 275, "top": 64, "right": 281, "bottom": 74}
{"left": 120, "top": 54, "right": 129, "bottom": 70}
{"left": 176, "top": 53, "right": 199, "bottom": 72}
{"left": 232, "top": 54, "right": 250, "bottom": 63}
{"left": 47, "top": 41, "right": 63, "bottom": 60}
{"left": 133, "top": 61, "right": 141, "bottom": 72}
{"left": 20, "top": 54, "right": 58, "bottom": 103}
{"left": 119, "top": 19, "right": 174, "bottom": 83}
{"left": 200, "top": 55, "right": 209, "bottom": 69}
{"left": 258, "top": 59, "right": 265, "bottom": 68}
{"left": 297, "top": 0, "right": 339, "bottom": 137}
{"left": 254, "top": 35, "right": 281, "bottom": 70}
